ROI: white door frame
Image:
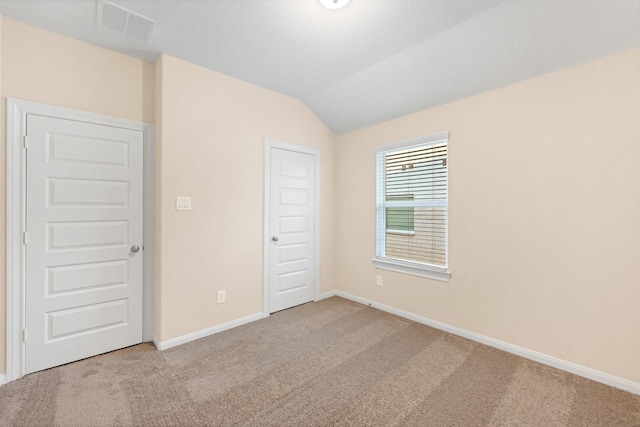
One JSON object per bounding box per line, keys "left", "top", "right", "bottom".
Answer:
{"left": 5, "top": 98, "right": 155, "bottom": 383}
{"left": 263, "top": 138, "right": 320, "bottom": 317}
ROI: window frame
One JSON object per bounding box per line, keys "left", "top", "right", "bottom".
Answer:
{"left": 373, "top": 131, "right": 451, "bottom": 282}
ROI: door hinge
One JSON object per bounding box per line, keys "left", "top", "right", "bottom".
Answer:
{"left": 23, "top": 329, "right": 27, "bottom": 342}
{"left": 23, "top": 232, "right": 29, "bottom": 245}
{"left": 23, "top": 136, "right": 29, "bottom": 149}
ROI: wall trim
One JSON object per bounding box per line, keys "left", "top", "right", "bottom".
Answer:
{"left": 316, "top": 290, "right": 338, "bottom": 301}
{"left": 263, "top": 138, "right": 321, "bottom": 317}
{"left": 332, "top": 290, "right": 640, "bottom": 395}
{"left": 0, "top": 374, "right": 6, "bottom": 387}
{"left": 5, "top": 98, "right": 155, "bottom": 383}
{"left": 153, "top": 312, "right": 264, "bottom": 351}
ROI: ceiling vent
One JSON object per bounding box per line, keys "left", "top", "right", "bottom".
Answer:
{"left": 97, "top": 0, "right": 156, "bottom": 43}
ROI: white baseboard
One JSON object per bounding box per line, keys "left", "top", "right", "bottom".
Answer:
{"left": 333, "top": 290, "right": 640, "bottom": 395}
{"left": 315, "top": 290, "right": 337, "bottom": 301}
{"left": 153, "top": 312, "right": 263, "bottom": 351}
{"left": 0, "top": 373, "right": 5, "bottom": 387}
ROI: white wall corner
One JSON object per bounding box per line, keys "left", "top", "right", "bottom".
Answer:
{"left": 154, "top": 312, "right": 263, "bottom": 351}
{"left": 0, "top": 374, "right": 6, "bottom": 387}
{"left": 333, "top": 290, "right": 640, "bottom": 396}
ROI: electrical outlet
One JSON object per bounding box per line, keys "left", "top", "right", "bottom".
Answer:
{"left": 217, "top": 290, "right": 226, "bottom": 304}
{"left": 376, "top": 275, "right": 383, "bottom": 287}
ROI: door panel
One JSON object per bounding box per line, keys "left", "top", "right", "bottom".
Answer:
{"left": 48, "top": 178, "right": 129, "bottom": 206}
{"left": 269, "top": 148, "right": 316, "bottom": 313}
{"left": 47, "top": 299, "right": 129, "bottom": 340}
{"left": 47, "top": 259, "right": 128, "bottom": 293}
{"left": 25, "top": 115, "right": 143, "bottom": 374}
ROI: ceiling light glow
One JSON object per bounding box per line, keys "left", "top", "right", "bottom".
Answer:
{"left": 318, "top": 0, "right": 351, "bottom": 10}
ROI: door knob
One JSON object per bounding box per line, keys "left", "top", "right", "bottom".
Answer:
{"left": 272, "top": 236, "right": 279, "bottom": 242}
{"left": 131, "top": 245, "right": 140, "bottom": 253}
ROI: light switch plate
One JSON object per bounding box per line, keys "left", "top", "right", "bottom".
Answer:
{"left": 176, "top": 196, "right": 192, "bottom": 211}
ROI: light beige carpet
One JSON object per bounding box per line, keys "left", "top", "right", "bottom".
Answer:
{"left": 1, "top": 296, "right": 639, "bottom": 426}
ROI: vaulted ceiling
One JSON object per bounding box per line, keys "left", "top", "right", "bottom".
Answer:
{"left": 0, "top": 0, "right": 638, "bottom": 134}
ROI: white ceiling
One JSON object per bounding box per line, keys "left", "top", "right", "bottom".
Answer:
{"left": 0, "top": 0, "right": 639, "bottom": 134}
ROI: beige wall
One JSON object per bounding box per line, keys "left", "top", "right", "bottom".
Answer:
{"left": 154, "top": 54, "right": 335, "bottom": 341}
{"left": 0, "top": 19, "right": 335, "bottom": 374}
{"left": 2, "top": 18, "right": 154, "bottom": 123}
{"left": 0, "top": 18, "right": 156, "bottom": 373}
{"left": 1, "top": 15, "right": 638, "bottom": 388}
{"left": 336, "top": 48, "right": 640, "bottom": 383}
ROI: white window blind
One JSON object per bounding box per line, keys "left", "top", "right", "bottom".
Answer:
{"left": 374, "top": 132, "right": 450, "bottom": 280}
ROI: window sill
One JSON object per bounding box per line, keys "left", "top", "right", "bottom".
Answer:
{"left": 372, "top": 257, "right": 451, "bottom": 282}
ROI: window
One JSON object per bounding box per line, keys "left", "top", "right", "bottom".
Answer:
{"left": 373, "top": 132, "right": 451, "bottom": 281}
{"left": 386, "top": 194, "right": 414, "bottom": 233}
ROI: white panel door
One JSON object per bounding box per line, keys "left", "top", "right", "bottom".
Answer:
{"left": 269, "top": 148, "right": 316, "bottom": 313}
{"left": 25, "top": 115, "right": 143, "bottom": 374}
